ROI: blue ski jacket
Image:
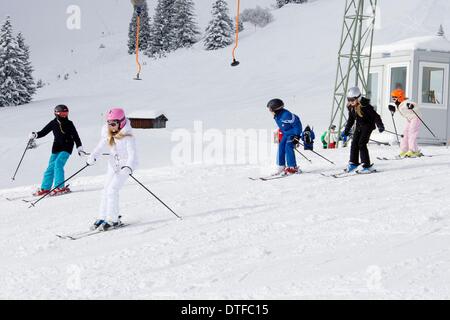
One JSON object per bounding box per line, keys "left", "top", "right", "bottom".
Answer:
{"left": 274, "top": 109, "right": 302, "bottom": 137}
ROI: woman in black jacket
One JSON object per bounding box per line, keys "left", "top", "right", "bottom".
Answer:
{"left": 29, "top": 105, "right": 84, "bottom": 196}
{"left": 342, "top": 87, "right": 385, "bottom": 173}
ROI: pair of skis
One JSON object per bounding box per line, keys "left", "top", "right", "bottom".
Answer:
{"left": 321, "top": 154, "right": 434, "bottom": 177}
{"left": 4, "top": 185, "right": 72, "bottom": 203}
{"left": 56, "top": 223, "right": 129, "bottom": 240}
{"left": 249, "top": 171, "right": 302, "bottom": 181}
{"left": 320, "top": 169, "right": 378, "bottom": 178}
{"left": 5, "top": 193, "right": 71, "bottom": 203}
{"left": 250, "top": 168, "right": 379, "bottom": 180}
{"left": 377, "top": 155, "right": 433, "bottom": 161}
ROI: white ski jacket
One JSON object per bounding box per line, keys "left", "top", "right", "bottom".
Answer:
{"left": 398, "top": 100, "right": 421, "bottom": 122}
{"left": 324, "top": 130, "right": 339, "bottom": 144}
{"left": 89, "top": 121, "right": 138, "bottom": 173}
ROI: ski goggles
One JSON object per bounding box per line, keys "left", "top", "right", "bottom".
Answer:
{"left": 54, "top": 111, "right": 69, "bottom": 117}
{"left": 107, "top": 120, "right": 120, "bottom": 127}
{"left": 347, "top": 97, "right": 359, "bottom": 102}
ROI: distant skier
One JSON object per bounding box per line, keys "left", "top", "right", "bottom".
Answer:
{"left": 389, "top": 89, "right": 423, "bottom": 158}
{"left": 341, "top": 87, "right": 385, "bottom": 173}
{"left": 29, "top": 105, "right": 84, "bottom": 196}
{"left": 267, "top": 98, "right": 302, "bottom": 175}
{"left": 320, "top": 130, "right": 327, "bottom": 149}
{"left": 86, "top": 108, "right": 138, "bottom": 231}
{"left": 301, "top": 125, "right": 315, "bottom": 151}
{"left": 321, "top": 125, "right": 338, "bottom": 149}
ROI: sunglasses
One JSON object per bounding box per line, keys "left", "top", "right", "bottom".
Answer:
{"left": 391, "top": 96, "right": 399, "bottom": 100}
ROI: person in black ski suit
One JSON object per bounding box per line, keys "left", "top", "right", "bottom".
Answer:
{"left": 301, "top": 125, "right": 315, "bottom": 151}
{"left": 29, "top": 105, "right": 85, "bottom": 196}
{"left": 341, "top": 87, "right": 384, "bottom": 173}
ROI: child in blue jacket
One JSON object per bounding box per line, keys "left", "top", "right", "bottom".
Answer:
{"left": 267, "top": 98, "right": 302, "bottom": 175}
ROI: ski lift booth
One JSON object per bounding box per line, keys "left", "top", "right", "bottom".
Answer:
{"left": 365, "top": 33, "right": 450, "bottom": 145}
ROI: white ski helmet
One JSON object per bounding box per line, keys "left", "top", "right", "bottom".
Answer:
{"left": 347, "top": 86, "right": 362, "bottom": 100}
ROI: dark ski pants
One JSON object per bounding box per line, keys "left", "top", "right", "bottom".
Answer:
{"left": 349, "top": 126, "right": 373, "bottom": 168}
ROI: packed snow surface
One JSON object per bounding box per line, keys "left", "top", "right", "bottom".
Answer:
{"left": 1, "top": 0, "right": 450, "bottom": 299}
{"left": 1, "top": 145, "right": 450, "bottom": 299}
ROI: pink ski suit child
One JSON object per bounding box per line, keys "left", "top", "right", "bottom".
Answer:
{"left": 87, "top": 108, "right": 138, "bottom": 231}
{"left": 389, "top": 89, "right": 422, "bottom": 158}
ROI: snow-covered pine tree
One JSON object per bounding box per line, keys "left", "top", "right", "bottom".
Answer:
{"left": 0, "top": 17, "right": 27, "bottom": 107}
{"left": 16, "top": 32, "right": 36, "bottom": 104}
{"left": 36, "top": 79, "right": 45, "bottom": 89}
{"left": 240, "top": 6, "right": 274, "bottom": 29}
{"left": 438, "top": 25, "right": 445, "bottom": 37}
{"left": 169, "top": 0, "right": 200, "bottom": 50}
{"left": 147, "top": 0, "right": 176, "bottom": 57}
{"left": 204, "top": 0, "right": 234, "bottom": 51}
{"left": 128, "top": 0, "right": 152, "bottom": 54}
{"left": 276, "top": 0, "right": 287, "bottom": 8}
{"left": 276, "top": 0, "right": 307, "bottom": 8}
{"left": 236, "top": 17, "right": 244, "bottom": 33}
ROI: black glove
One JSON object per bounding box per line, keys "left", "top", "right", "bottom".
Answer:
{"left": 388, "top": 103, "right": 396, "bottom": 114}
{"left": 77, "top": 147, "right": 87, "bottom": 157}
{"left": 378, "top": 125, "right": 385, "bottom": 133}
{"left": 406, "top": 102, "right": 414, "bottom": 110}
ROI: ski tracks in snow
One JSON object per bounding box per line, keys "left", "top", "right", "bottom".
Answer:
{"left": 1, "top": 146, "right": 450, "bottom": 298}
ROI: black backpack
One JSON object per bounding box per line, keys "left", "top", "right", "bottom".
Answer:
{"left": 304, "top": 130, "right": 312, "bottom": 144}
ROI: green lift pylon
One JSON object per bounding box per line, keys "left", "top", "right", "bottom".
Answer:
{"left": 328, "top": 0, "right": 378, "bottom": 147}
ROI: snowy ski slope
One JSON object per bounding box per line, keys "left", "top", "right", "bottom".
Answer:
{"left": 0, "top": 0, "right": 450, "bottom": 299}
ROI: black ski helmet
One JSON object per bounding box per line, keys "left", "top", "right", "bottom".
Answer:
{"left": 54, "top": 104, "right": 69, "bottom": 118}
{"left": 267, "top": 98, "right": 284, "bottom": 112}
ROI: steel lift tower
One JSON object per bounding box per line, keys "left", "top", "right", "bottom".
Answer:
{"left": 329, "top": 0, "right": 378, "bottom": 146}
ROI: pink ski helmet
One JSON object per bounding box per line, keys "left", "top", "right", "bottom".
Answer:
{"left": 107, "top": 108, "right": 127, "bottom": 130}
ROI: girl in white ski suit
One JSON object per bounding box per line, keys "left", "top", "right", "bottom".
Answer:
{"left": 87, "top": 108, "right": 138, "bottom": 229}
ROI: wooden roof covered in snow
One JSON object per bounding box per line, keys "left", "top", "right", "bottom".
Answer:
{"left": 128, "top": 110, "right": 167, "bottom": 120}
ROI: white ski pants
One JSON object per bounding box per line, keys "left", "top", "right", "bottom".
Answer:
{"left": 98, "top": 166, "right": 129, "bottom": 222}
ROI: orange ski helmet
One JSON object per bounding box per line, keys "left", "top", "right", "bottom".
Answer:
{"left": 391, "top": 89, "right": 406, "bottom": 103}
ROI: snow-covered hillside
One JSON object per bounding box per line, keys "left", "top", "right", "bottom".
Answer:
{"left": 0, "top": 0, "right": 274, "bottom": 71}
{"left": 2, "top": 0, "right": 450, "bottom": 188}
{"left": 1, "top": 0, "right": 450, "bottom": 299}
{"left": 1, "top": 146, "right": 450, "bottom": 299}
